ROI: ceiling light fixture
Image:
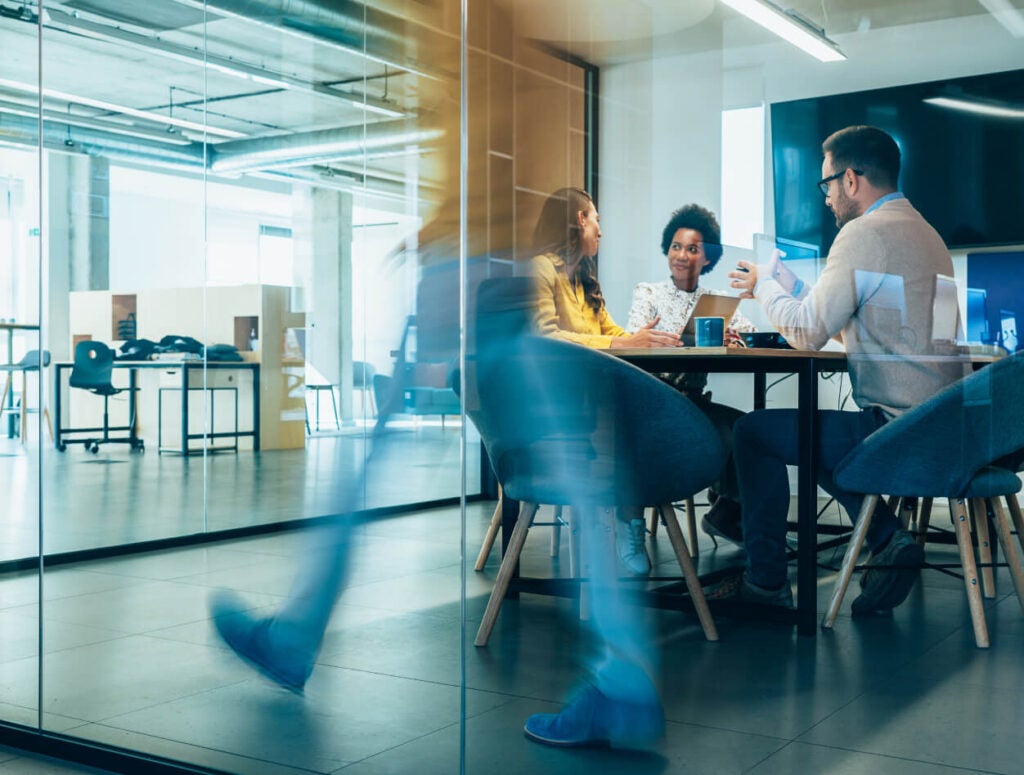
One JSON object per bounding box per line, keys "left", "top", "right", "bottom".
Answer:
{"left": 0, "top": 78, "right": 245, "bottom": 138}
{"left": 719, "top": 0, "right": 846, "bottom": 62}
{"left": 924, "top": 95, "right": 1024, "bottom": 120}
{"left": 978, "top": 0, "right": 1024, "bottom": 37}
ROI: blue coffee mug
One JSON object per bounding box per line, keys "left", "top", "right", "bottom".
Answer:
{"left": 695, "top": 316, "right": 725, "bottom": 347}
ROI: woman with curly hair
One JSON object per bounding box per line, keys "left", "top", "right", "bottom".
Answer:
{"left": 627, "top": 204, "right": 755, "bottom": 546}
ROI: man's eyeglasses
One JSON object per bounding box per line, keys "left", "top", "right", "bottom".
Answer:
{"left": 817, "top": 168, "right": 863, "bottom": 196}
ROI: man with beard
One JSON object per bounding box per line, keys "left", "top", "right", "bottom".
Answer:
{"left": 722, "top": 125, "right": 966, "bottom": 614}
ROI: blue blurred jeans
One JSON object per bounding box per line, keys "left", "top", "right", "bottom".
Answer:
{"left": 734, "top": 407, "right": 899, "bottom": 590}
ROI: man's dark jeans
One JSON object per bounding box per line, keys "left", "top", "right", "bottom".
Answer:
{"left": 734, "top": 407, "right": 898, "bottom": 589}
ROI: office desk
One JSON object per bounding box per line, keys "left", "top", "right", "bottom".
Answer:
{"left": 53, "top": 360, "right": 260, "bottom": 454}
{"left": 496, "top": 346, "right": 847, "bottom": 637}
{"left": 1, "top": 323, "right": 40, "bottom": 438}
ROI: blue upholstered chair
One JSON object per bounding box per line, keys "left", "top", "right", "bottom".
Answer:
{"left": 823, "top": 351, "right": 1024, "bottom": 647}
{"left": 469, "top": 279, "right": 725, "bottom": 647}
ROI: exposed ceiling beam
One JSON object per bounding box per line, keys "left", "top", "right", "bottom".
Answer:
{"left": 168, "top": 0, "right": 451, "bottom": 81}
{"left": 0, "top": 77, "right": 246, "bottom": 138}
{"left": 43, "top": 7, "right": 405, "bottom": 118}
{"left": 209, "top": 118, "right": 442, "bottom": 174}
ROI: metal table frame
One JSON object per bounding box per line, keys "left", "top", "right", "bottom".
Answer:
{"left": 54, "top": 360, "right": 260, "bottom": 454}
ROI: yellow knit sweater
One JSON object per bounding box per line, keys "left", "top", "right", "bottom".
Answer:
{"left": 529, "top": 252, "right": 625, "bottom": 349}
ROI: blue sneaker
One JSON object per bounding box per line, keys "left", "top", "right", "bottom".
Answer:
{"left": 210, "top": 590, "right": 312, "bottom": 694}
{"left": 524, "top": 684, "right": 665, "bottom": 749}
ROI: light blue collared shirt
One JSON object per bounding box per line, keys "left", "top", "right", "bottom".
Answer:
{"left": 864, "top": 191, "right": 905, "bottom": 215}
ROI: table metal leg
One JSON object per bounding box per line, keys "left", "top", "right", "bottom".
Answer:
{"left": 796, "top": 360, "right": 819, "bottom": 635}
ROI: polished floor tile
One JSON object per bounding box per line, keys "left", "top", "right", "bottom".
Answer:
{"left": 0, "top": 493, "right": 1022, "bottom": 774}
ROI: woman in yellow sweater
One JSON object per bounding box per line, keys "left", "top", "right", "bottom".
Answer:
{"left": 527, "top": 187, "right": 677, "bottom": 576}
{"left": 529, "top": 188, "right": 681, "bottom": 350}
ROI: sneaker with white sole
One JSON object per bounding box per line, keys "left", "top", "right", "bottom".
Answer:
{"left": 616, "top": 518, "right": 651, "bottom": 575}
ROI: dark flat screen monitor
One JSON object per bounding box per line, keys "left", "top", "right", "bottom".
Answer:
{"left": 770, "top": 67, "right": 1024, "bottom": 254}
{"left": 966, "top": 251, "right": 1024, "bottom": 350}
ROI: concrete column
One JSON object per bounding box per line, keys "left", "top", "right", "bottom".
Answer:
{"left": 303, "top": 188, "right": 353, "bottom": 425}
{"left": 47, "top": 153, "right": 109, "bottom": 360}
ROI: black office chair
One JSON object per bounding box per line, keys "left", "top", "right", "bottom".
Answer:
{"left": 0, "top": 349, "right": 52, "bottom": 444}
{"left": 65, "top": 340, "right": 143, "bottom": 453}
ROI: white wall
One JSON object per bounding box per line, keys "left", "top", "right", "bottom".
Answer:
{"left": 600, "top": 11, "right": 1024, "bottom": 323}
{"left": 598, "top": 9, "right": 1024, "bottom": 429}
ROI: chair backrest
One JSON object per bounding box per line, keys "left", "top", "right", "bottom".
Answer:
{"left": 469, "top": 278, "right": 724, "bottom": 507}
{"left": 835, "top": 350, "right": 1024, "bottom": 497}
{"left": 352, "top": 361, "right": 376, "bottom": 388}
{"left": 69, "top": 341, "right": 115, "bottom": 392}
{"left": 16, "top": 349, "right": 50, "bottom": 371}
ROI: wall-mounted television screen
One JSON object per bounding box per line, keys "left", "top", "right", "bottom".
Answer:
{"left": 770, "top": 67, "right": 1024, "bottom": 255}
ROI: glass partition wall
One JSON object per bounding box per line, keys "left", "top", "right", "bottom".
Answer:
{"left": 0, "top": 0, "right": 597, "bottom": 768}
{"left": 12, "top": 0, "right": 1018, "bottom": 773}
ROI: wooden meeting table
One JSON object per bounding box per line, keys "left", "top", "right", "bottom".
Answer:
{"left": 493, "top": 345, "right": 848, "bottom": 637}
{"left": 612, "top": 346, "right": 848, "bottom": 635}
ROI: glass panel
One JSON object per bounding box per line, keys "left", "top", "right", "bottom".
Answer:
{"left": 29, "top": 0, "right": 471, "bottom": 770}
{"left": 0, "top": 4, "right": 42, "bottom": 725}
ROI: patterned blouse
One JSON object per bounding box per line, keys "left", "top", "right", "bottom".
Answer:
{"left": 626, "top": 280, "right": 755, "bottom": 397}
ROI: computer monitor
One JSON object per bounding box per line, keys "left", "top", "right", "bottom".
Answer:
{"left": 931, "top": 274, "right": 960, "bottom": 343}
{"left": 967, "top": 251, "right": 1024, "bottom": 347}
{"left": 965, "top": 287, "right": 989, "bottom": 344}
{"left": 773, "top": 236, "right": 820, "bottom": 261}
{"left": 753, "top": 233, "right": 820, "bottom": 262}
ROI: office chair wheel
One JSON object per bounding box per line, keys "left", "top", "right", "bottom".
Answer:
{"left": 57, "top": 442, "right": 67, "bottom": 452}
{"left": 87, "top": 441, "right": 99, "bottom": 454}
{"left": 131, "top": 439, "right": 145, "bottom": 453}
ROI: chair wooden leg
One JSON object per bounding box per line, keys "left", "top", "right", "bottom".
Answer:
{"left": 20, "top": 372, "right": 27, "bottom": 445}
{"left": 971, "top": 498, "right": 996, "bottom": 599}
{"left": 823, "top": 494, "right": 878, "bottom": 629}
{"left": 647, "top": 505, "right": 659, "bottom": 537}
{"left": 1005, "top": 493, "right": 1024, "bottom": 558}
{"left": 916, "top": 497, "right": 933, "bottom": 547}
{"left": 43, "top": 405, "right": 53, "bottom": 442}
{"left": 659, "top": 503, "right": 718, "bottom": 641}
{"left": 991, "top": 497, "right": 1024, "bottom": 614}
{"left": 898, "top": 497, "right": 917, "bottom": 531}
{"left": 475, "top": 501, "right": 538, "bottom": 647}
{"left": 951, "top": 498, "right": 989, "bottom": 648}
{"left": 474, "top": 490, "right": 503, "bottom": 572}
{"left": 685, "top": 498, "right": 699, "bottom": 558}
{"left": 550, "top": 506, "right": 563, "bottom": 558}
{"left": 0, "top": 372, "right": 11, "bottom": 426}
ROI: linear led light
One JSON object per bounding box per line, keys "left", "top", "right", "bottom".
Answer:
{"left": 719, "top": 0, "right": 846, "bottom": 62}
{"left": 0, "top": 78, "right": 245, "bottom": 138}
{"left": 924, "top": 96, "right": 1024, "bottom": 120}
{"left": 978, "top": 0, "right": 1024, "bottom": 37}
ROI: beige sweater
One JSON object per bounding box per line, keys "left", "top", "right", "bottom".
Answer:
{"left": 755, "top": 197, "right": 966, "bottom": 417}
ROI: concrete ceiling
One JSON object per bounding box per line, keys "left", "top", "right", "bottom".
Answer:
{"left": 0, "top": 0, "right": 1019, "bottom": 194}
{"left": 521, "top": 0, "right": 1023, "bottom": 64}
